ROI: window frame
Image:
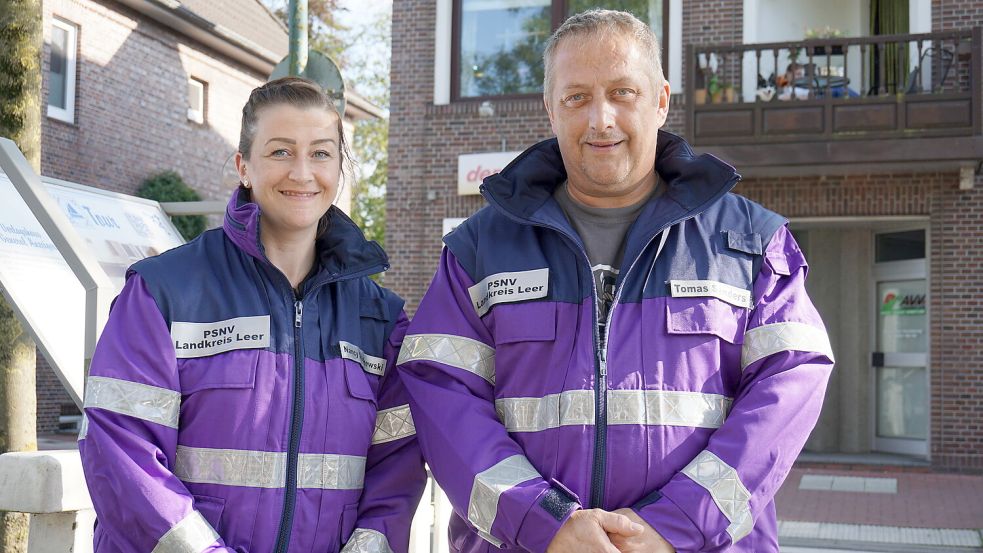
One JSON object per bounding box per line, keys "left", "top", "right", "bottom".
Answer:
{"left": 450, "top": 0, "right": 670, "bottom": 102}
{"left": 187, "top": 77, "right": 206, "bottom": 125}
{"left": 47, "top": 17, "right": 78, "bottom": 124}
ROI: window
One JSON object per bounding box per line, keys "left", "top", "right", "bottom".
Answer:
{"left": 47, "top": 18, "right": 78, "bottom": 123}
{"left": 875, "top": 230, "right": 926, "bottom": 263}
{"left": 453, "top": 0, "right": 669, "bottom": 100}
{"left": 187, "top": 78, "right": 206, "bottom": 124}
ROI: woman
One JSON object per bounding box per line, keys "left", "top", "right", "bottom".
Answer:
{"left": 79, "top": 77, "right": 425, "bottom": 553}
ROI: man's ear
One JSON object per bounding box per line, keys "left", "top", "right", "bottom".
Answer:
{"left": 655, "top": 80, "right": 671, "bottom": 127}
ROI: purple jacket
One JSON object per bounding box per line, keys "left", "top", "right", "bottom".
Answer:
{"left": 398, "top": 133, "right": 834, "bottom": 553}
{"left": 79, "top": 188, "right": 426, "bottom": 553}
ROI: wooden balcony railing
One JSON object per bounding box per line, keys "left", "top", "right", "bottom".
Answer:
{"left": 685, "top": 28, "right": 981, "bottom": 148}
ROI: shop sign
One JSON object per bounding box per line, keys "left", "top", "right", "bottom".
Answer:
{"left": 880, "top": 291, "right": 926, "bottom": 316}
{"left": 457, "top": 151, "right": 521, "bottom": 195}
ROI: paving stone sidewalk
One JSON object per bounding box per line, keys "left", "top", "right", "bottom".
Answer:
{"left": 777, "top": 466, "right": 983, "bottom": 551}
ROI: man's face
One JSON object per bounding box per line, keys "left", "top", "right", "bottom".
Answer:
{"left": 545, "top": 32, "right": 670, "bottom": 208}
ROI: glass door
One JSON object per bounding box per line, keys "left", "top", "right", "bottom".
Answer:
{"left": 872, "top": 230, "right": 928, "bottom": 456}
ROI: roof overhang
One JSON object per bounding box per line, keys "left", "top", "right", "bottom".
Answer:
{"left": 115, "top": 0, "right": 282, "bottom": 74}
{"left": 114, "top": 0, "right": 385, "bottom": 121}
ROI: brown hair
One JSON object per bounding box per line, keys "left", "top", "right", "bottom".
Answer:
{"left": 238, "top": 77, "right": 351, "bottom": 236}
{"left": 543, "top": 9, "right": 664, "bottom": 103}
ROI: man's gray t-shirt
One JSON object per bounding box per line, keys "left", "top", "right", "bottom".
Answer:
{"left": 553, "top": 181, "right": 660, "bottom": 337}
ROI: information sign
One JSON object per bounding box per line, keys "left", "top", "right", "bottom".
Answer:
{"left": 0, "top": 169, "right": 183, "bottom": 404}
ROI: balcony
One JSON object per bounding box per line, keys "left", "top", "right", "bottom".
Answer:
{"left": 685, "top": 28, "right": 983, "bottom": 176}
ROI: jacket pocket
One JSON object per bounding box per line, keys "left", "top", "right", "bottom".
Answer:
{"left": 493, "top": 301, "right": 557, "bottom": 344}
{"left": 192, "top": 494, "right": 226, "bottom": 533}
{"left": 665, "top": 296, "right": 748, "bottom": 344}
{"left": 343, "top": 358, "right": 377, "bottom": 403}
{"left": 340, "top": 502, "right": 359, "bottom": 544}
{"left": 178, "top": 349, "right": 259, "bottom": 394}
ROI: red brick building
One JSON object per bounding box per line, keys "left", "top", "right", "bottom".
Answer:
{"left": 35, "top": 0, "right": 381, "bottom": 432}
{"left": 387, "top": 0, "right": 983, "bottom": 471}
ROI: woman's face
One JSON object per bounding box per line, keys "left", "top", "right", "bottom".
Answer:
{"left": 235, "top": 103, "right": 341, "bottom": 242}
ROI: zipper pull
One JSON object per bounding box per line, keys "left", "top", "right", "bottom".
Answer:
{"left": 294, "top": 300, "right": 303, "bottom": 328}
{"left": 599, "top": 348, "right": 608, "bottom": 377}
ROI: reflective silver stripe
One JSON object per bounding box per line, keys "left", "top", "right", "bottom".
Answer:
{"left": 340, "top": 341, "right": 387, "bottom": 376}
{"left": 495, "top": 390, "right": 594, "bottom": 432}
{"left": 468, "top": 455, "right": 541, "bottom": 547}
{"left": 174, "top": 446, "right": 365, "bottom": 490}
{"left": 77, "top": 414, "right": 89, "bottom": 441}
{"left": 397, "top": 334, "right": 495, "bottom": 385}
{"left": 372, "top": 404, "right": 416, "bottom": 444}
{"left": 742, "top": 321, "right": 834, "bottom": 370}
{"left": 151, "top": 510, "right": 219, "bottom": 553}
{"left": 682, "top": 450, "right": 754, "bottom": 543}
{"left": 83, "top": 376, "right": 181, "bottom": 429}
{"left": 495, "top": 389, "right": 731, "bottom": 432}
{"left": 341, "top": 528, "right": 395, "bottom": 553}
{"left": 607, "top": 390, "right": 732, "bottom": 428}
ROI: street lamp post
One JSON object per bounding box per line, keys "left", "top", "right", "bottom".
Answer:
{"left": 288, "top": 0, "right": 308, "bottom": 76}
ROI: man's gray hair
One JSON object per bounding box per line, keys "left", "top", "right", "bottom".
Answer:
{"left": 543, "top": 9, "right": 665, "bottom": 101}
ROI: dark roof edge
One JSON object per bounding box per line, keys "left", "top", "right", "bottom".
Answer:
{"left": 116, "top": 0, "right": 282, "bottom": 74}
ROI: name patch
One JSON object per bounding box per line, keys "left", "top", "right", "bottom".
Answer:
{"left": 468, "top": 268, "right": 549, "bottom": 317}
{"left": 669, "top": 280, "right": 752, "bottom": 309}
{"left": 172, "top": 316, "right": 271, "bottom": 358}
{"left": 339, "top": 341, "right": 387, "bottom": 376}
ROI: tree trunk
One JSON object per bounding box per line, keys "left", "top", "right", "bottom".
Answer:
{"left": 0, "top": 1, "right": 43, "bottom": 551}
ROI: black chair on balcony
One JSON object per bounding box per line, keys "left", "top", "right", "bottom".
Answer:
{"left": 904, "top": 47, "right": 955, "bottom": 94}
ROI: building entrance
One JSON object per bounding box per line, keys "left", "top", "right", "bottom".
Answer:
{"left": 872, "top": 230, "right": 929, "bottom": 457}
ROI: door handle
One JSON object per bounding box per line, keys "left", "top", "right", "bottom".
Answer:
{"left": 872, "top": 352, "right": 884, "bottom": 367}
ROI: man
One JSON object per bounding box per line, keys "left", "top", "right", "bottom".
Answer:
{"left": 398, "top": 9, "right": 833, "bottom": 553}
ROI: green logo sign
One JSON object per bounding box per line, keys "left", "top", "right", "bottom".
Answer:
{"left": 880, "top": 292, "right": 926, "bottom": 315}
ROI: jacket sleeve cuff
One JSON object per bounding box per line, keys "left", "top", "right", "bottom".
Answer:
{"left": 634, "top": 494, "right": 706, "bottom": 552}
{"left": 635, "top": 474, "right": 731, "bottom": 553}
{"left": 515, "top": 486, "right": 580, "bottom": 553}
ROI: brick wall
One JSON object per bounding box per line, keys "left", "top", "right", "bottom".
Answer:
{"left": 42, "top": 0, "right": 263, "bottom": 198}
{"left": 35, "top": 0, "right": 269, "bottom": 433}
{"left": 933, "top": 0, "right": 983, "bottom": 31}
{"left": 738, "top": 172, "right": 983, "bottom": 472}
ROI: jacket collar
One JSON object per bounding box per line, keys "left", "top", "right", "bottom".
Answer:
{"left": 480, "top": 131, "right": 741, "bottom": 236}
{"left": 222, "top": 187, "right": 389, "bottom": 283}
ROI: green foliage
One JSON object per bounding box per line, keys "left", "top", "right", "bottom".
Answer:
{"left": 0, "top": 0, "right": 43, "bottom": 170}
{"left": 137, "top": 171, "right": 207, "bottom": 241}
{"left": 345, "top": 10, "right": 390, "bottom": 250}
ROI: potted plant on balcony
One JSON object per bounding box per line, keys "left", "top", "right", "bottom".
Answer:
{"left": 707, "top": 73, "right": 736, "bottom": 103}
{"left": 806, "top": 26, "right": 844, "bottom": 56}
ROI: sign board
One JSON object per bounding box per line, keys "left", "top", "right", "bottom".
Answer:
{"left": 457, "top": 151, "right": 521, "bottom": 196}
{"left": 0, "top": 168, "right": 183, "bottom": 404}
{"left": 44, "top": 179, "right": 185, "bottom": 289}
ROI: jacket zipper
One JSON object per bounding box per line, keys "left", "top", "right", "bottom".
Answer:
{"left": 482, "top": 183, "right": 736, "bottom": 510}
{"left": 474, "top": 195, "right": 608, "bottom": 507}
{"left": 273, "top": 296, "right": 305, "bottom": 553}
